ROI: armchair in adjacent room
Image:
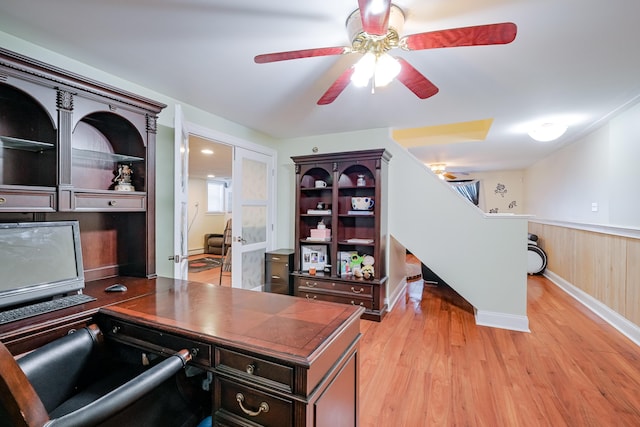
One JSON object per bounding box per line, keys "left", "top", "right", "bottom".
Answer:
{"left": 203, "top": 233, "right": 224, "bottom": 255}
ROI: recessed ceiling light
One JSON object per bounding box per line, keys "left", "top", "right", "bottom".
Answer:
{"left": 528, "top": 122, "right": 568, "bottom": 142}
{"left": 201, "top": 149, "right": 214, "bottom": 155}
{"left": 207, "top": 174, "right": 215, "bottom": 178}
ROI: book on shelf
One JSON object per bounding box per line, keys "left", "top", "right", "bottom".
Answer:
{"left": 307, "top": 209, "right": 332, "bottom": 214}
{"left": 345, "top": 238, "right": 374, "bottom": 244}
{"left": 347, "top": 210, "right": 373, "bottom": 215}
{"left": 306, "top": 237, "right": 331, "bottom": 242}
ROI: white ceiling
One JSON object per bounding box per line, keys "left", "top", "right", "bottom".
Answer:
{"left": 1, "top": 0, "right": 639, "bottom": 174}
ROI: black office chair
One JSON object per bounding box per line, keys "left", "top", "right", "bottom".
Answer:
{"left": 0, "top": 324, "right": 205, "bottom": 427}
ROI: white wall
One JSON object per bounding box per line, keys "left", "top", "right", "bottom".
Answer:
{"left": 609, "top": 103, "right": 640, "bottom": 227}
{"left": 524, "top": 125, "right": 611, "bottom": 224}
{"left": 525, "top": 101, "right": 640, "bottom": 228}
{"left": 465, "top": 170, "right": 525, "bottom": 214}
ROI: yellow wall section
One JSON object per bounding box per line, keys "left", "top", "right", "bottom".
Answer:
{"left": 392, "top": 118, "right": 494, "bottom": 147}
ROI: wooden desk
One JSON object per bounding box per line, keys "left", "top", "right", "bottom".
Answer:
{"left": 0, "top": 276, "right": 159, "bottom": 355}
{"left": 97, "top": 278, "right": 364, "bottom": 427}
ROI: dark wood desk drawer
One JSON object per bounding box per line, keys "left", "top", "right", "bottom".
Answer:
{"left": 296, "top": 289, "right": 372, "bottom": 310}
{"left": 72, "top": 191, "right": 146, "bottom": 211}
{"left": 294, "top": 276, "right": 373, "bottom": 297}
{"left": 102, "top": 318, "right": 211, "bottom": 367}
{"left": 0, "top": 187, "right": 56, "bottom": 212}
{"left": 216, "top": 347, "right": 293, "bottom": 393}
{"left": 214, "top": 376, "right": 293, "bottom": 427}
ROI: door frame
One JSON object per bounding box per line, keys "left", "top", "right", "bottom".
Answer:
{"left": 177, "top": 120, "right": 278, "bottom": 282}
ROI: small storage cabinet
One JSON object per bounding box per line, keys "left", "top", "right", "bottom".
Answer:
{"left": 265, "top": 249, "right": 294, "bottom": 295}
{"left": 291, "top": 149, "right": 391, "bottom": 321}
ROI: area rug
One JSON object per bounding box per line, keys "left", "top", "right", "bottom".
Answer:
{"left": 188, "top": 257, "right": 223, "bottom": 272}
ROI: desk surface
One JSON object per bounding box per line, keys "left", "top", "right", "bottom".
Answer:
{"left": 99, "top": 277, "right": 364, "bottom": 365}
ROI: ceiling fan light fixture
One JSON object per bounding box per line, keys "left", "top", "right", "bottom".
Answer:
{"left": 374, "top": 53, "right": 401, "bottom": 87}
{"left": 351, "top": 52, "right": 400, "bottom": 88}
{"left": 528, "top": 122, "right": 568, "bottom": 142}
{"left": 351, "top": 52, "right": 376, "bottom": 87}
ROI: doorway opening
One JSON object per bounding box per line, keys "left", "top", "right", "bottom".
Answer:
{"left": 186, "top": 136, "right": 232, "bottom": 286}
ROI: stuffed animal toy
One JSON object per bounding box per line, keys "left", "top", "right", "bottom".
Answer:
{"left": 361, "top": 255, "right": 375, "bottom": 280}
{"left": 350, "top": 253, "right": 364, "bottom": 278}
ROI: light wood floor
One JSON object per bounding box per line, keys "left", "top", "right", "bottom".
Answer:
{"left": 358, "top": 274, "right": 640, "bottom": 426}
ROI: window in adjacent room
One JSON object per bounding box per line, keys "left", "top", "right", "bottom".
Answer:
{"left": 449, "top": 180, "right": 480, "bottom": 206}
{"left": 207, "top": 180, "right": 232, "bottom": 213}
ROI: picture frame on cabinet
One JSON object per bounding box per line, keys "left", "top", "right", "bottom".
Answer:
{"left": 301, "top": 244, "right": 328, "bottom": 271}
{"left": 338, "top": 251, "right": 358, "bottom": 276}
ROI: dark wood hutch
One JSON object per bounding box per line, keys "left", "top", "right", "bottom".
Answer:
{"left": 291, "top": 149, "right": 391, "bottom": 321}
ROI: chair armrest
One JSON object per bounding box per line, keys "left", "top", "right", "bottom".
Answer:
{"left": 44, "top": 349, "right": 192, "bottom": 427}
{"left": 0, "top": 341, "right": 49, "bottom": 427}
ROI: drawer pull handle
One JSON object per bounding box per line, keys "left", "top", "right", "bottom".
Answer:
{"left": 271, "top": 257, "right": 281, "bottom": 261}
{"left": 351, "top": 301, "right": 364, "bottom": 306}
{"left": 351, "top": 287, "right": 364, "bottom": 294}
{"left": 271, "top": 275, "right": 281, "bottom": 279}
{"left": 305, "top": 294, "right": 317, "bottom": 301}
{"left": 236, "top": 393, "right": 269, "bottom": 417}
{"left": 246, "top": 364, "right": 255, "bottom": 375}
{"left": 0, "top": 197, "right": 6, "bottom": 204}
{"left": 305, "top": 281, "right": 317, "bottom": 287}
{"left": 109, "top": 200, "right": 117, "bottom": 206}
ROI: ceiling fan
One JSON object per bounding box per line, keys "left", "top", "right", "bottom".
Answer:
{"left": 254, "top": 0, "right": 517, "bottom": 105}
{"left": 430, "top": 163, "right": 466, "bottom": 180}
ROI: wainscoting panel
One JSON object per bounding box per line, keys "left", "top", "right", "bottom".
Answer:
{"left": 529, "top": 221, "right": 639, "bottom": 328}
{"left": 627, "top": 239, "right": 640, "bottom": 326}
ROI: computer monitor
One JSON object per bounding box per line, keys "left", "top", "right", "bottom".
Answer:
{"left": 0, "top": 221, "right": 85, "bottom": 309}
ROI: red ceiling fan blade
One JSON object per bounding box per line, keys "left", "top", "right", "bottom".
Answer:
{"left": 317, "top": 67, "right": 355, "bottom": 105}
{"left": 358, "top": 0, "right": 392, "bottom": 36}
{"left": 395, "top": 58, "right": 439, "bottom": 99}
{"left": 402, "top": 22, "right": 517, "bottom": 51}
{"left": 254, "top": 47, "right": 349, "bottom": 64}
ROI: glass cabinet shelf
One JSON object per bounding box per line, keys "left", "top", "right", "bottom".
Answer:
{"left": 0, "top": 136, "right": 55, "bottom": 152}
{"left": 72, "top": 148, "right": 144, "bottom": 163}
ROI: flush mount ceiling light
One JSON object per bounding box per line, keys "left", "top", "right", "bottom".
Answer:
{"left": 528, "top": 122, "right": 568, "bottom": 142}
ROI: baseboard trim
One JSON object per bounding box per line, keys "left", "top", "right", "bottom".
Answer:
{"left": 475, "top": 309, "right": 530, "bottom": 332}
{"left": 544, "top": 270, "right": 640, "bottom": 347}
{"left": 387, "top": 278, "right": 407, "bottom": 311}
